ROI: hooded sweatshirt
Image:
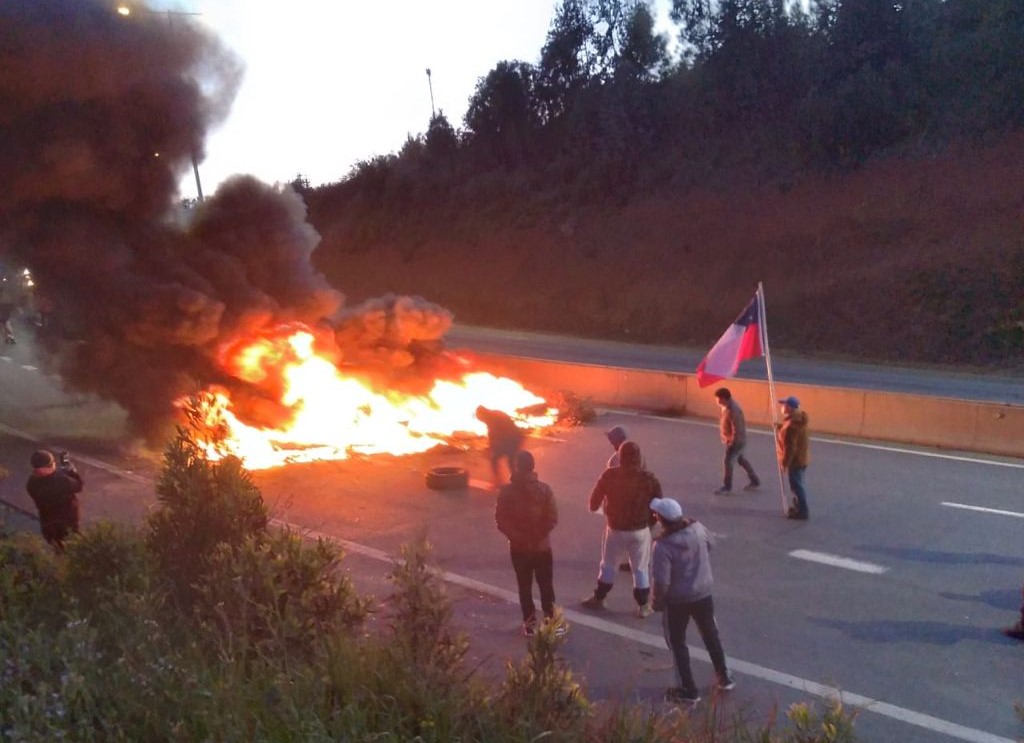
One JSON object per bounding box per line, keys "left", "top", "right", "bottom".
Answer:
{"left": 589, "top": 441, "right": 661, "bottom": 531}
{"left": 495, "top": 470, "right": 558, "bottom": 552}
{"left": 776, "top": 409, "right": 810, "bottom": 469}
{"left": 652, "top": 519, "right": 715, "bottom": 605}
{"left": 605, "top": 426, "right": 628, "bottom": 468}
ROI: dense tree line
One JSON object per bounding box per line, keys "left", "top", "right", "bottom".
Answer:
{"left": 310, "top": 0, "right": 1023, "bottom": 215}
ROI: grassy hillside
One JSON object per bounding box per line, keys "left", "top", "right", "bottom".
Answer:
{"left": 307, "top": 133, "right": 1024, "bottom": 369}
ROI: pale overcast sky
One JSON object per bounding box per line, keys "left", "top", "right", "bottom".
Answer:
{"left": 150, "top": 0, "right": 675, "bottom": 198}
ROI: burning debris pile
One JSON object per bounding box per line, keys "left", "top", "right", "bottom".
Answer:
{"left": 0, "top": 0, "right": 555, "bottom": 468}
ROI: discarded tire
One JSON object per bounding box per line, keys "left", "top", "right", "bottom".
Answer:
{"left": 425, "top": 466, "right": 470, "bottom": 491}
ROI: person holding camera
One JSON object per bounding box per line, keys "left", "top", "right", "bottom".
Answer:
{"left": 26, "top": 449, "right": 83, "bottom": 553}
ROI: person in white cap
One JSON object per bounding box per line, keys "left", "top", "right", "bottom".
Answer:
{"left": 650, "top": 497, "right": 734, "bottom": 705}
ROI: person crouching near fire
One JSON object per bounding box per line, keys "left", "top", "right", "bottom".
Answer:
{"left": 495, "top": 450, "right": 564, "bottom": 637}
{"left": 476, "top": 405, "right": 525, "bottom": 489}
{"left": 26, "top": 449, "right": 83, "bottom": 553}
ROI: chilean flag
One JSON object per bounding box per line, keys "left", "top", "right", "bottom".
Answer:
{"left": 695, "top": 294, "right": 764, "bottom": 388}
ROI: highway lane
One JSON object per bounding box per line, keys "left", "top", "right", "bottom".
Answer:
{"left": 446, "top": 324, "right": 1024, "bottom": 404}
{"left": 0, "top": 343, "right": 1021, "bottom": 742}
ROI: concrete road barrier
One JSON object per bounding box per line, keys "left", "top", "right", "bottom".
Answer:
{"left": 475, "top": 353, "right": 1024, "bottom": 459}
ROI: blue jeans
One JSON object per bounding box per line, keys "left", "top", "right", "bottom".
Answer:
{"left": 788, "top": 466, "right": 809, "bottom": 515}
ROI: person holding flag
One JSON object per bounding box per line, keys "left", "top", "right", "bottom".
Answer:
{"left": 696, "top": 285, "right": 798, "bottom": 517}
{"left": 776, "top": 396, "right": 811, "bottom": 520}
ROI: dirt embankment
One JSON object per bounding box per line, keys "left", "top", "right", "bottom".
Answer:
{"left": 309, "top": 134, "right": 1024, "bottom": 369}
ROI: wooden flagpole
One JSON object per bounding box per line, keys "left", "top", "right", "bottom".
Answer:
{"left": 757, "top": 282, "right": 788, "bottom": 515}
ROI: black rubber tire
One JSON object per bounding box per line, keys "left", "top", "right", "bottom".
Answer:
{"left": 425, "top": 466, "right": 470, "bottom": 491}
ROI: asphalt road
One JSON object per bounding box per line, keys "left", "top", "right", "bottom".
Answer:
{"left": 1, "top": 331, "right": 1021, "bottom": 743}
{"left": 446, "top": 325, "right": 1024, "bottom": 404}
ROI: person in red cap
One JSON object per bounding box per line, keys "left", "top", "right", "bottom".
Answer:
{"left": 26, "top": 449, "right": 83, "bottom": 553}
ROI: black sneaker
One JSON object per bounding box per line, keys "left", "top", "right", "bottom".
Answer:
{"left": 786, "top": 507, "right": 808, "bottom": 520}
{"left": 665, "top": 687, "right": 700, "bottom": 704}
{"left": 717, "top": 674, "right": 736, "bottom": 691}
{"left": 522, "top": 618, "right": 537, "bottom": 637}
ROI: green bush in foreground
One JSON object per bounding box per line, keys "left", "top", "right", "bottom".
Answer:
{"left": 0, "top": 417, "right": 862, "bottom": 741}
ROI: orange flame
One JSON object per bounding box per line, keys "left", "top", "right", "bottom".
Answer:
{"left": 190, "top": 328, "right": 556, "bottom": 469}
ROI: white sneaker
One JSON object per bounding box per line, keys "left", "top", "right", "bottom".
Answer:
{"left": 636, "top": 603, "right": 653, "bottom": 618}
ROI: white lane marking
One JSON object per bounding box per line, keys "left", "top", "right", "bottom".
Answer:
{"left": 789, "top": 549, "right": 889, "bottom": 574}
{"left": 284, "top": 521, "right": 1009, "bottom": 743}
{"left": 1, "top": 422, "right": 1014, "bottom": 743}
{"left": 20, "top": 365, "right": 37, "bottom": 371}
{"left": 1, "top": 357, "right": 11, "bottom": 362}
{"left": 941, "top": 502, "right": 1024, "bottom": 519}
{"left": 0, "top": 422, "right": 152, "bottom": 485}
{"left": 600, "top": 408, "right": 1024, "bottom": 469}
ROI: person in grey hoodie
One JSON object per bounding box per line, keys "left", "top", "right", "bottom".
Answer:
{"left": 650, "top": 497, "right": 734, "bottom": 704}
{"left": 712, "top": 388, "right": 760, "bottom": 494}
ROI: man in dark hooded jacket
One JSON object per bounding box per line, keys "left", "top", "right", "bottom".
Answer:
{"left": 605, "top": 425, "right": 636, "bottom": 572}
{"left": 582, "top": 441, "right": 661, "bottom": 617}
{"left": 26, "top": 449, "right": 83, "bottom": 553}
{"left": 495, "top": 450, "right": 561, "bottom": 636}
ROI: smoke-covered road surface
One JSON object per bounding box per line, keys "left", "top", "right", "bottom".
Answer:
{"left": 0, "top": 331, "right": 1021, "bottom": 743}
{"left": 446, "top": 325, "right": 1024, "bottom": 404}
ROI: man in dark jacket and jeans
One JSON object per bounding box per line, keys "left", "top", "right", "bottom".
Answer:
{"left": 495, "top": 450, "right": 561, "bottom": 636}
{"left": 26, "top": 449, "right": 83, "bottom": 553}
{"left": 650, "top": 497, "right": 734, "bottom": 705}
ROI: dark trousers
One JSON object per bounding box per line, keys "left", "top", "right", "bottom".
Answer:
{"left": 490, "top": 440, "right": 522, "bottom": 484}
{"left": 788, "top": 466, "right": 809, "bottom": 515}
{"left": 663, "top": 595, "right": 728, "bottom": 694}
{"left": 723, "top": 442, "right": 759, "bottom": 490}
{"left": 510, "top": 548, "right": 555, "bottom": 623}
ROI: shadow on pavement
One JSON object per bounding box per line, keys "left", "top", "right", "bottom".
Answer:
{"left": 856, "top": 545, "right": 1024, "bottom": 567}
{"left": 938, "top": 589, "right": 1020, "bottom": 611}
{"left": 808, "top": 617, "right": 1014, "bottom": 646}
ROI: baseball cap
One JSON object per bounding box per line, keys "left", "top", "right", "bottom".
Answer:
{"left": 650, "top": 497, "right": 683, "bottom": 522}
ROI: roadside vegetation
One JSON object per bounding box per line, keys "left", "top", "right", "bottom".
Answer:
{"left": 304, "top": 0, "right": 1024, "bottom": 367}
{"left": 0, "top": 414, "right": 861, "bottom": 741}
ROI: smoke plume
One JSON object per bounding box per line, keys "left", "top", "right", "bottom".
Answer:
{"left": 0, "top": 0, "right": 454, "bottom": 440}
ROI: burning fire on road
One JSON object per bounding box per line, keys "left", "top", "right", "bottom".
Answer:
{"left": 189, "top": 325, "right": 556, "bottom": 470}
{"left": 2, "top": 1, "right": 558, "bottom": 463}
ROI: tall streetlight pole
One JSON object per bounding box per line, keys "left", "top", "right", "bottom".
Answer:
{"left": 425, "top": 68, "right": 435, "bottom": 120}
{"left": 117, "top": 3, "right": 205, "bottom": 203}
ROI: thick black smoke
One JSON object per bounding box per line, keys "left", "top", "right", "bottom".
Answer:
{"left": 0, "top": 0, "right": 453, "bottom": 440}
